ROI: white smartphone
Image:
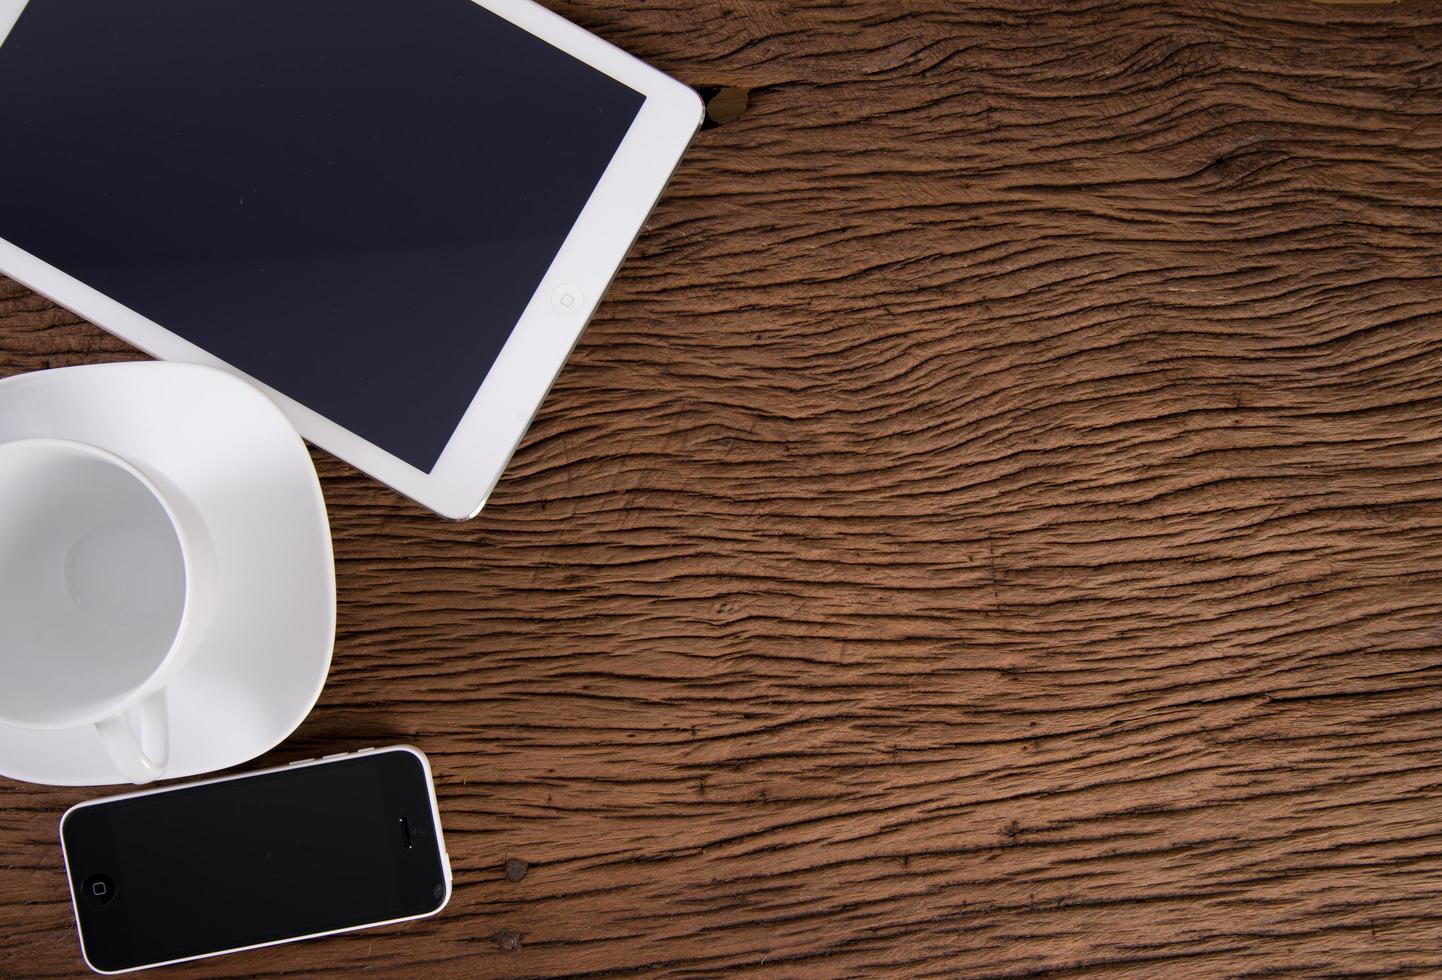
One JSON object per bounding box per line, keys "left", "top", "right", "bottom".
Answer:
{"left": 0, "top": 0, "right": 703, "bottom": 519}
{"left": 59, "top": 746, "right": 452, "bottom": 975}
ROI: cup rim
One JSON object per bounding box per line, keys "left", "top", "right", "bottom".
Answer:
{"left": 0, "top": 436, "right": 206, "bottom": 730}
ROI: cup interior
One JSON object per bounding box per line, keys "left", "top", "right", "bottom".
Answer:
{"left": 0, "top": 441, "right": 187, "bottom": 728}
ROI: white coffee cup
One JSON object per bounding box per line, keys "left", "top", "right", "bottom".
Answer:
{"left": 0, "top": 438, "right": 215, "bottom": 784}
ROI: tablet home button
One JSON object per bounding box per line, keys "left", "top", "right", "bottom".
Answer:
{"left": 551, "top": 284, "right": 583, "bottom": 315}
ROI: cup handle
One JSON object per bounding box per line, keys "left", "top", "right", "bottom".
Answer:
{"left": 96, "top": 690, "right": 170, "bottom": 784}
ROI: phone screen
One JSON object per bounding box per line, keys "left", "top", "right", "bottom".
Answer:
{"left": 60, "top": 749, "right": 449, "bottom": 973}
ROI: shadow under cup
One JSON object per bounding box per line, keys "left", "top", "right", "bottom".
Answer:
{"left": 0, "top": 441, "right": 188, "bottom": 729}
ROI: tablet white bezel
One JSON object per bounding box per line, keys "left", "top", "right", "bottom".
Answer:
{"left": 0, "top": 0, "right": 701, "bottom": 519}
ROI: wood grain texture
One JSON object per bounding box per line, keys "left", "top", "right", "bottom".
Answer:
{"left": 3, "top": 0, "right": 1442, "bottom": 976}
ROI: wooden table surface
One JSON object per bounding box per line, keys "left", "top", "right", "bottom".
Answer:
{"left": 4, "top": 0, "right": 1442, "bottom": 976}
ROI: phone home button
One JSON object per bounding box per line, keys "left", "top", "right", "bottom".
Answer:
{"left": 81, "top": 873, "right": 116, "bottom": 906}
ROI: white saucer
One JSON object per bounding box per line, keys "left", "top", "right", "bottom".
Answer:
{"left": 0, "top": 362, "right": 334, "bottom": 786}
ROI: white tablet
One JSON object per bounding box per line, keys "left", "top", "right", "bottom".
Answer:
{"left": 0, "top": 0, "right": 701, "bottom": 518}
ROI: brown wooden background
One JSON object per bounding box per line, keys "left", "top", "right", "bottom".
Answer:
{"left": 4, "top": 0, "right": 1442, "bottom": 975}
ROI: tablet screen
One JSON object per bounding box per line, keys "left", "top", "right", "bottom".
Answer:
{"left": 0, "top": 0, "right": 644, "bottom": 472}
